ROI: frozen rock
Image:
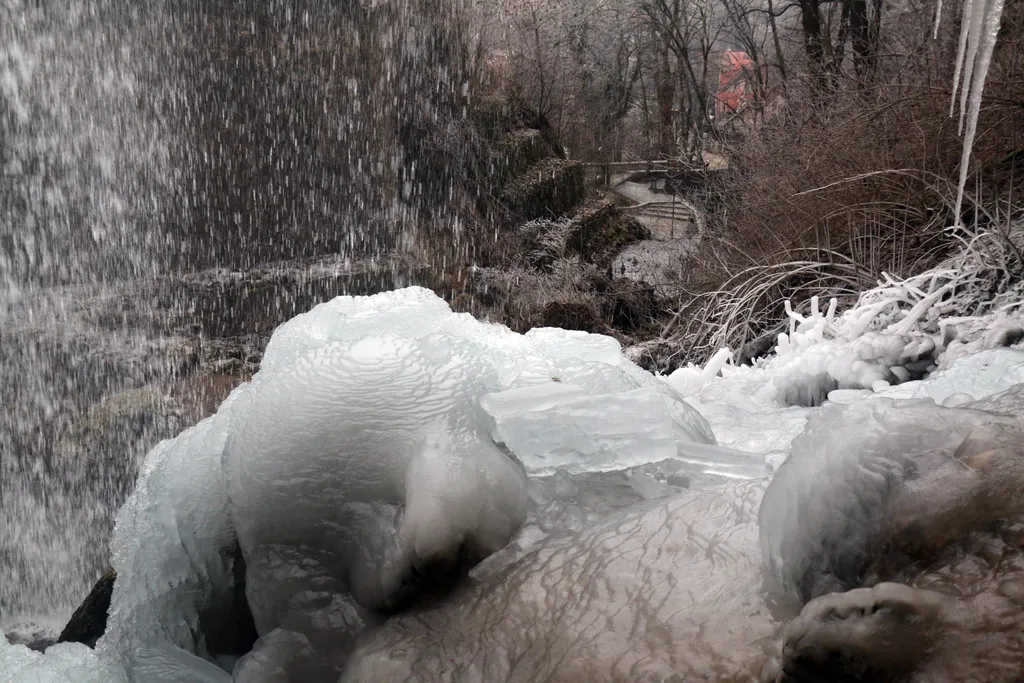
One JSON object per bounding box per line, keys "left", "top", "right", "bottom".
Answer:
{"left": 760, "top": 387, "right": 1024, "bottom": 603}
{"left": 15, "top": 287, "right": 716, "bottom": 681}
{"left": 875, "top": 348, "right": 1024, "bottom": 405}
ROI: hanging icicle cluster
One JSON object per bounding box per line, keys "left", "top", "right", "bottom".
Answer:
{"left": 939, "top": 0, "right": 1005, "bottom": 226}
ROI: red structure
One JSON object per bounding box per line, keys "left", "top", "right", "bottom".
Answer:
{"left": 714, "top": 50, "right": 759, "bottom": 119}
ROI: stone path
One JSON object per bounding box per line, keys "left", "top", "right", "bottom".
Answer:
{"left": 603, "top": 178, "right": 702, "bottom": 301}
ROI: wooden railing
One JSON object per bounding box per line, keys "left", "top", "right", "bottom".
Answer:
{"left": 582, "top": 159, "right": 710, "bottom": 187}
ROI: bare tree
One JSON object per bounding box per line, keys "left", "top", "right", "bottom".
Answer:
{"left": 792, "top": 0, "right": 884, "bottom": 94}
{"left": 640, "top": 0, "right": 726, "bottom": 161}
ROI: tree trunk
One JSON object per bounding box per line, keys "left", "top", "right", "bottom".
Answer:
{"left": 656, "top": 45, "right": 675, "bottom": 159}
{"left": 799, "top": 0, "right": 827, "bottom": 93}
{"left": 799, "top": 0, "right": 852, "bottom": 95}
{"left": 850, "top": 0, "right": 874, "bottom": 80}
{"left": 767, "top": 0, "right": 788, "bottom": 87}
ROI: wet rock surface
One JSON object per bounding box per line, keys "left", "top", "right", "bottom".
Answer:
{"left": 57, "top": 569, "right": 116, "bottom": 648}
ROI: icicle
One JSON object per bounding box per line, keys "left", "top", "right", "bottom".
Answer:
{"left": 945, "top": 0, "right": 1006, "bottom": 227}
{"left": 951, "top": 0, "right": 1005, "bottom": 226}
{"left": 701, "top": 347, "right": 733, "bottom": 385}
{"left": 956, "top": 0, "right": 986, "bottom": 131}
{"left": 949, "top": 0, "right": 975, "bottom": 119}
{"left": 825, "top": 298, "right": 838, "bottom": 325}
{"left": 888, "top": 281, "right": 955, "bottom": 335}
{"left": 784, "top": 299, "right": 804, "bottom": 337}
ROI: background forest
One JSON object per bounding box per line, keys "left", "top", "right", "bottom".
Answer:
{"left": 414, "top": 0, "right": 1024, "bottom": 369}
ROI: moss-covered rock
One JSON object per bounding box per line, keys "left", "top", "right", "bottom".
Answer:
{"left": 495, "top": 129, "right": 553, "bottom": 181}
{"left": 503, "top": 158, "right": 585, "bottom": 223}
{"left": 566, "top": 201, "right": 651, "bottom": 269}
{"left": 510, "top": 218, "right": 572, "bottom": 271}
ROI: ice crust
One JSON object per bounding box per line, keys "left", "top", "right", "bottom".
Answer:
{"left": 0, "top": 287, "right": 719, "bottom": 681}
{"left": 5, "top": 284, "right": 1024, "bottom": 680}
{"left": 0, "top": 637, "right": 129, "bottom": 683}
{"left": 759, "top": 382, "right": 1024, "bottom": 602}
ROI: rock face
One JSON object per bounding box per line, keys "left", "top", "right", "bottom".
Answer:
{"left": 2, "top": 2, "right": 476, "bottom": 287}
{"left": 57, "top": 570, "right": 116, "bottom": 648}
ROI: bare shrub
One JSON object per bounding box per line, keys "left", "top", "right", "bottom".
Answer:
{"left": 470, "top": 257, "right": 607, "bottom": 332}
{"left": 650, "top": 211, "right": 1024, "bottom": 371}
{"left": 649, "top": 12, "right": 1024, "bottom": 369}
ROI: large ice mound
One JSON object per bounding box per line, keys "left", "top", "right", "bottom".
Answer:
{"left": 2, "top": 287, "right": 723, "bottom": 682}
{"left": 759, "top": 383, "right": 1024, "bottom": 602}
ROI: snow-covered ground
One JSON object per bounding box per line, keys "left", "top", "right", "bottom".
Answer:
{"left": 2, "top": 251, "right": 1023, "bottom": 680}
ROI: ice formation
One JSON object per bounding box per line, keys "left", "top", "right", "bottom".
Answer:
{"left": 663, "top": 256, "right": 1024, "bottom": 468}
{"left": 4, "top": 269, "right": 1024, "bottom": 680}
{"left": 667, "top": 260, "right": 1024, "bottom": 414}
{"left": 760, "top": 386, "right": 1024, "bottom": 602}
{"left": 339, "top": 384, "right": 1024, "bottom": 682}
{"left": 1, "top": 287, "right": 721, "bottom": 681}
{"left": 0, "top": 637, "right": 128, "bottom": 683}
{"left": 940, "top": 0, "right": 1006, "bottom": 223}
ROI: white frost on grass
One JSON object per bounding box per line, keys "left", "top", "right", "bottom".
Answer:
{"left": 664, "top": 246, "right": 1024, "bottom": 466}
